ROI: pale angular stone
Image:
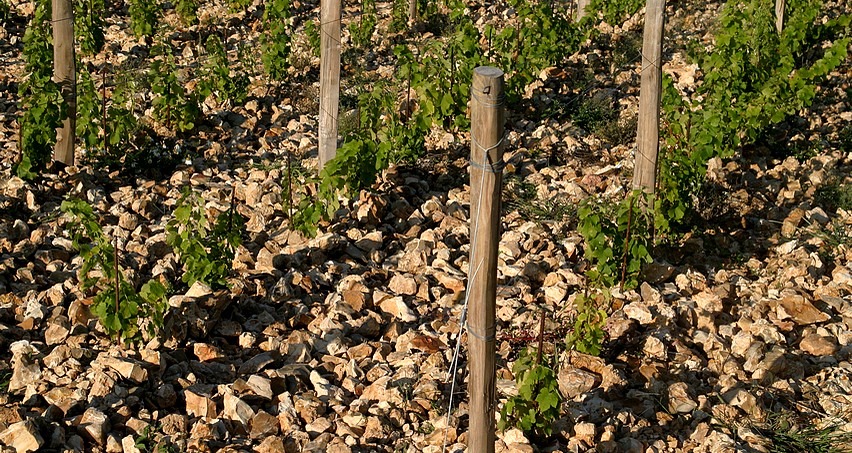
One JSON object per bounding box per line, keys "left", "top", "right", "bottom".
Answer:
{"left": 0, "top": 420, "right": 44, "bottom": 453}
{"left": 388, "top": 274, "right": 417, "bottom": 296}
{"left": 239, "top": 351, "right": 280, "bottom": 374}
{"left": 186, "top": 281, "right": 213, "bottom": 298}
{"left": 8, "top": 355, "right": 41, "bottom": 394}
{"left": 800, "top": 333, "right": 839, "bottom": 356}
{"left": 304, "top": 416, "right": 333, "bottom": 436}
{"left": 573, "top": 421, "right": 597, "bottom": 445}
{"left": 44, "top": 321, "right": 70, "bottom": 346}
{"left": 254, "top": 436, "right": 286, "bottom": 453}
{"left": 643, "top": 336, "right": 667, "bottom": 360}
{"left": 122, "top": 435, "right": 143, "bottom": 453}
{"left": 224, "top": 390, "right": 255, "bottom": 427}
{"left": 623, "top": 301, "right": 653, "bottom": 325}
{"left": 667, "top": 382, "right": 697, "bottom": 413}
{"left": 185, "top": 388, "right": 217, "bottom": 419}
{"left": 193, "top": 342, "right": 224, "bottom": 362}
{"left": 378, "top": 296, "right": 418, "bottom": 322}
{"left": 250, "top": 410, "right": 279, "bottom": 438}
{"left": 557, "top": 366, "right": 599, "bottom": 398}
{"left": 247, "top": 375, "right": 274, "bottom": 400}
{"left": 774, "top": 295, "right": 830, "bottom": 325}
{"left": 80, "top": 407, "right": 111, "bottom": 445}
{"left": 99, "top": 356, "right": 148, "bottom": 384}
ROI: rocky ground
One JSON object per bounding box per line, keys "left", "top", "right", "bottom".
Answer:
{"left": 2, "top": 0, "right": 852, "bottom": 452}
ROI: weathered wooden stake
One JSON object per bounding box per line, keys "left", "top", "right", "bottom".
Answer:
{"left": 102, "top": 65, "right": 108, "bottom": 156}
{"left": 53, "top": 0, "right": 76, "bottom": 166}
{"left": 775, "top": 0, "right": 785, "bottom": 33}
{"left": 408, "top": 0, "right": 417, "bottom": 24}
{"left": 576, "top": 0, "right": 589, "bottom": 21}
{"left": 632, "top": 0, "right": 666, "bottom": 194}
{"left": 318, "top": 0, "right": 342, "bottom": 169}
{"left": 467, "top": 66, "right": 504, "bottom": 453}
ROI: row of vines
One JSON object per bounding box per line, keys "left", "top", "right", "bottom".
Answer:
{"left": 7, "top": 0, "right": 850, "bottom": 349}
{"left": 4, "top": 0, "right": 850, "bottom": 441}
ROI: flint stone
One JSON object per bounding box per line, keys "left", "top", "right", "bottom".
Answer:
{"left": 644, "top": 260, "right": 675, "bottom": 283}
{"left": 44, "top": 321, "right": 70, "bottom": 346}
{"left": 239, "top": 351, "right": 281, "bottom": 374}
{"left": 388, "top": 274, "right": 417, "bottom": 296}
{"left": 224, "top": 390, "right": 255, "bottom": 427}
{"left": 79, "top": 407, "right": 111, "bottom": 445}
{"left": 9, "top": 355, "right": 41, "bottom": 394}
{"left": 623, "top": 301, "right": 653, "bottom": 325}
{"left": 247, "top": 375, "right": 274, "bottom": 400}
{"left": 800, "top": 334, "right": 839, "bottom": 356}
{"left": 667, "top": 382, "right": 697, "bottom": 413}
{"left": 99, "top": 356, "right": 148, "bottom": 384}
{"left": 254, "top": 436, "right": 286, "bottom": 453}
{"left": 0, "top": 420, "right": 44, "bottom": 453}
{"left": 774, "top": 295, "right": 830, "bottom": 325}
{"left": 250, "top": 410, "right": 279, "bottom": 438}
{"left": 558, "top": 365, "right": 599, "bottom": 398}
{"left": 185, "top": 387, "right": 217, "bottom": 419}
{"left": 378, "top": 296, "right": 418, "bottom": 322}
{"left": 155, "top": 383, "right": 177, "bottom": 408}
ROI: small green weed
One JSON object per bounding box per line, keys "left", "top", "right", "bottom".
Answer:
{"left": 128, "top": 0, "right": 160, "bottom": 39}
{"left": 166, "top": 188, "right": 245, "bottom": 290}
{"left": 17, "top": 0, "right": 64, "bottom": 179}
{"left": 565, "top": 292, "right": 608, "bottom": 356}
{"left": 754, "top": 412, "right": 852, "bottom": 453}
{"left": 0, "top": 0, "right": 9, "bottom": 25}
{"left": 503, "top": 175, "right": 575, "bottom": 222}
{"left": 149, "top": 44, "right": 201, "bottom": 133}
{"left": 228, "top": 0, "right": 253, "bottom": 12}
{"left": 135, "top": 425, "right": 178, "bottom": 453}
{"left": 578, "top": 190, "right": 653, "bottom": 290}
{"left": 303, "top": 19, "right": 321, "bottom": 58}
{"left": 815, "top": 180, "right": 852, "bottom": 213}
{"left": 0, "top": 370, "right": 11, "bottom": 392}
{"left": 349, "top": 0, "right": 377, "bottom": 48}
{"left": 175, "top": 0, "right": 199, "bottom": 26}
{"left": 498, "top": 346, "right": 561, "bottom": 440}
{"left": 573, "top": 96, "right": 617, "bottom": 133}
{"left": 261, "top": 0, "right": 292, "bottom": 80}
{"left": 813, "top": 218, "right": 852, "bottom": 261}
{"left": 839, "top": 125, "right": 852, "bottom": 153}
{"left": 596, "top": 113, "right": 637, "bottom": 146}
{"left": 198, "top": 35, "right": 250, "bottom": 104}
{"left": 62, "top": 199, "right": 169, "bottom": 344}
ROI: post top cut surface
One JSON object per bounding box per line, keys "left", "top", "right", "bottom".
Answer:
{"left": 474, "top": 66, "right": 504, "bottom": 78}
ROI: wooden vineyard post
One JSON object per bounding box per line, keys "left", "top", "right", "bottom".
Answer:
{"left": 409, "top": 0, "right": 417, "bottom": 24}
{"left": 632, "top": 0, "right": 666, "bottom": 194}
{"left": 318, "top": 0, "right": 342, "bottom": 169}
{"left": 775, "top": 0, "right": 785, "bottom": 33}
{"left": 576, "top": 0, "right": 589, "bottom": 21}
{"left": 467, "top": 66, "right": 505, "bottom": 453}
{"left": 52, "top": 0, "right": 76, "bottom": 166}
